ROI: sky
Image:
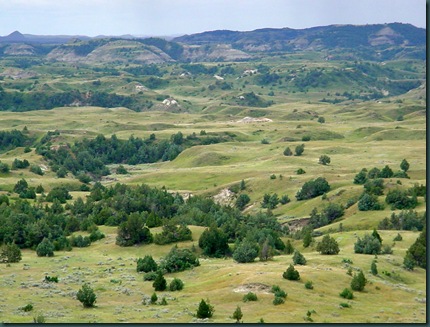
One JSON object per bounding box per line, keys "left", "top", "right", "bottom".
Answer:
{"left": 0, "top": 0, "right": 426, "bottom": 37}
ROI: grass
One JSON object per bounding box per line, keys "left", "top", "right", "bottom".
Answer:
{"left": 0, "top": 55, "right": 425, "bottom": 323}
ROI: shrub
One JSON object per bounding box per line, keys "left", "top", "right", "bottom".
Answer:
{"left": 285, "top": 239, "right": 294, "bottom": 254}
{"left": 36, "top": 238, "right": 54, "bottom": 257}
{"left": 283, "top": 147, "right": 293, "bottom": 156}
{"left": 403, "top": 228, "right": 426, "bottom": 270}
{"left": 339, "top": 288, "right": 354, "bottom": 299}
{"left": 393, "top": 233, "right": 403, "bottom": 241}
{"left": 279, "top": 194, "right": 290, "bottom": 204}
{"left": 153, "top": 223, "right": 192, "bottom": 245}
{"left": 371, "top": 260, "right": 378, "bottom": 275}
{"left": 385, "top": 189, "right": 417, "bottom": 210}
{"left": 153, "top": 271, "right": 167, "bottom": 291}
{"left": 169, "top": 278, "right": 184, "bottom": 291}
{"left": 293, "top": 250, "right": 307, "bottom": 265}
{"left": 273, "top": 296, "right": 285, "bottom": 305}
{"left": 295, "top": 144, "right": 305, "bottom": 156}
{"left": 116, "top": 165, "right": 128, "bottom": 174}
{"left": 44, "top": 276, "right": 58, "bottom": 283}
{"left": 235, "top": 194, "right": 251, "bottom": 211}
{"left": 160, "top": 246, "right": 199, "bottom": 273}
{"left": 30, "top": 165, "right": 44, "bottom": 175}
{"left": 302, "top": 135, "right": 311, "bottom": 142}
{"left": 243, "top": 292, "right": 258, "bottom": 302}
{"left": 319, "top": 155, "right": 331, "bottom": 165}
{"left": 318, "top": 116, "right": 325, "bottom": 123}
{"left": 316, "top": 235, "right": 340, "bottom": 255}
{"left": 150, "top": 292, "right": 158, "bottom": 304}
{"left": 340, "top": 302, "right": 351, "bottom": 308}
{"left": 296, "top": 168, "right": 306, "bottom": 174}
{"left": 358, "top": 193, "right": 383, "bottom": 211}
{"left": 0, "top": 243, "right": 22, "bottom": 263}
{"left": 283, "top": 264, "right": 300, "bottom": 280}
{"left": 143, "top": 271, "right": 158, "bottom": 281}
{"left": 305, "top": 281, "right": 314, "bottom": 289}
{"left": 196, "top": 299, "right": 214, "bottom": 319}
{"left": 20, "top": 304, "right": 33, "bottom": 312}
{"left": 77, "top": 284, "right": 97, "bottom": 308}
{"left": 354, "top": 234, "right": 381, "bottom": 255}
{"left": 33, "top": 314, "right": 46, "bottom": 323}
{"left": 353, "top": 169, "right": 367, "bottom": 184}
{"left": 137, "top": 255, "right": 158, "bottom": 273}
{"left": 400, "top": 159, "right": 410, "bottom": 172}
{"left": 233, "top": 240, "right": 259, "bottom": 263}
{"left": 199, "top": 226, "right": 230, "bottom": 258}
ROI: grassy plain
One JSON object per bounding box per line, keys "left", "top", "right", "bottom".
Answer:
{"left": 0, "top": 56, "right": 426, "bottom": 323}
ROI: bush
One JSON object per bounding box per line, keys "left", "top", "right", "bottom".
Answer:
{"left": 235, "top": 194, "right": 251, "bottom": 211}
{"left": 305, "top": 281, "right": 314, "bottom": 289}
{"left": 339, "top": 288, "right": 354, "bottom": 299}
{"left": 44, "top": 275, "right": 58, "bottom": 283}
{"left": 400, "top": 159, "right": 410, "bottom": 172}
{"left": 232, "top": 306, "right": 243, "bottom": 323}
{"left": 137, "top": 255, "right": 158, "bottom": 273}
{"left": 296, "top": 168, "right": 306, "bottom": 174}
{"left": 271, "top": 284, "right": 287, "bottom": 298}
{"left": 196, "top": 299, "right": 214, "bottom": 319}
{"left": 116, "top": 165, "right": 128, "bottom": 174}
{"left": 358, "top": 193, "right": 383, "bottom": 211}
{"left": 199, "top": 226, "right": 230, "bottom": 258}
{"left": 354, "top": 234, "right": 381, "bottom": 255}
{"left": 20, "top": 304, "right": 33, "bottom": 312}
{"left": 169, "top": 278, "right": 184, "bottom": 291}
{"left": 160, "top": 246, "right": 200, "bottom": 273}
{"left": 285, "top": 239, "right": 294, "bottom": 254}
{"left": 150, "top": 292, "right": 158, "bottom": 304}
{"left": 302, "top": 135, "right": 311, "bottom": 142}
{"left": 36, "top": 238, "right": 54, "bottom": 257}
{"left": 316, "top": 235, "right": 340, "bottom": 255}
{"left": 273, "top": 296, "right": 285, "bottom": 305}
{"left": 143, "top": 271, "right": 158, "bottom": 281}
{"left": 243, "top": 292, "right": 258, "bottom": 302}
{"left": 295, "top": 144, "right": 305, "bottom": 156}
{"left": 340, "top": 302, "right": 351, "bottom": 308}
{"left": 393, "top": 233, "right": 403, "bottom": 241}
{"left": 385, "top": 189, "right": 417, "bottom": 209}
{"left": 319, "top": 155, "right": 331, "bottom": 165}
{"left": 283, "top": 264, "right": 300, "bottom": 280}
{"left": 233, "top": 240, "right": 259, "bottom": 263}
{"left": 403, "top": 228, "right": 426, "bottom": 270}
{"left": 371, "top": 260, "right": 378, "bottom": 275}
{"left": 353, "top": 169, "right": 368, "bottom": 184}
{"left": 30, "top": 165, "right": 44, "bottom": 175}
{"left": 283, "top": 147, "right": 293, "bottom": 156}
{"left": 77, "top": 284, "right": 97, "bottom": 308}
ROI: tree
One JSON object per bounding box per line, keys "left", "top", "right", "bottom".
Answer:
{"left": 196, "top": 299, "right": 214, "bottom": 319}
{"left": 293, "top": 250, "right": 306, "bottom": 265}
{"left": 354, "top": 234, "right": 381, "bottom": 255}
{"left": 295, "top": 144, "right": 305, "bottom": 156}
{"left": 357, "top": 193, "right": 383, "bottom": 211}
{"left": 296, "top": 177, "right": 330, "bottom": 200}
{"left": 350, "top": 270, "right": 366, "bottom": 291}
{"left": 259, "top": 238, "right": 274, "bottom": 261}
{"left": 339, "top": 288, "right": 354, "bottom": 299}
{"left": 283, "top": 147, "right": 293, "bottom": 156}
{"left": 136, "top": 255, "right": 158, "bottom": 273}
{"left": 198, "top": 226, "right": 230, "bottom": 257}
{"left": 302, "top": 228, "right": 313, "bottom": 248}
{"left": 319, "top": 155, "right": 331, "bottom": 165}
{"left": 233, "top": 240, "right": 259, "bottom": 263}
{"left": 400, "top": 159, "right": 410, "bottom": 172}
{"left": 283, "top": 264, "right": 300, "bottom": 280}
{"left": 0, "top": 243, "right": 22, "bottom": 263}
{"left": 285, "top": 239, "right": 294, "bottom": 254}
{"left": 46, "top": 187, "right": 72, "bottom": 203}
{"left": 116, "top": 213, "right": 153, "bottom": 246}
{"left": 36, "top": 238, "right": 54, "bottom": 257}
{"left": 379, "top": 165, "right": 393, "bottom": 178}
{"left": 353, "top": 169, "right": 367, "bottom": 184}
{"left": 160, "top": 246, "right": 200, "bottom": 273}
{"left": 77, "top": 284, "right": 97, "bottom": 308}
{"left": 316, "top": 235, "right": 340, "bottom": 255}
{"left": 371, "top": 260, "right": 378, "bottom": 275}
{"left": 371, "top": 229, "right": 382, "bottom": 243}
{"left": 404, "top": 228, "right": 426, "bottom": 270}
{"left": 14, "top": 178, "right": 28, "bottom": 194}
{"left": 232, "top": 306, "right": 243, "bottom": 323}
{"left": 169, "top": 278, "right": 184, "bottom": 291}
{"left": 317, "top": 116, "right": 325, "bottom": 123}
{"left": 153, "top": 271, "right": 167, "bottom": 291}
{"left": 150, "top": 292, "right": 158, "bottom": 304}
{"left": 235, "top": 194, "right": 250, "bottom": 210}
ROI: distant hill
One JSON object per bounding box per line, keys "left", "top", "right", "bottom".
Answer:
{"left": 0, "top": 23, "right": 425, "bottom": 63}
{"left": 174, "top": 23, "right": 426, "bottom": 50}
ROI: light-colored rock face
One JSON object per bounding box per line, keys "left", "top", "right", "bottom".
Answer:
{"left": 4, "top": 44, "right": 36, "bottom": 56}
{"left": 368, "top": 26, "right": 402, "bottom": 46}
{"left": 181, "top": 44, "right": 251, "bottom": 61}
{"left": 46, "top": 40, "right": 174, "bottom": 64}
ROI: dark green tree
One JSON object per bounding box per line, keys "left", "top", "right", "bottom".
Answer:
{"left": 198, "top": 225, "right": 230, "bottom": 257}
{"left": 232, "top": 306, "right": 243, "bottom": 323}
{"left": 0, "top": 243, "right": 22, "bottom": 263}
{"left": 302, "top": 228, "right": 313, "bottom": 248}
{"left": 350, "top": 270, "right": 366, "bottom": 291}
{"left": 371, "top": 260, "right": 378, "bottom": 275}
{"left": 400, "top": 159, "right": 410, "bottom": 172}
{"left": 319, "top": 155, "right": 331, "bottom": 165}
{"left": 116, "top": 213, "right": 153, "bottom": 246}
{"left": 283, "top": 147, "right": 293, "bottom": 156}
{"left": 353, "top": 169, "right": 367, "bottom": 184}
{"left": 153, "top": 271, "right": 167, "bottom": 291}
{"left": 36, "top": 238, "right": 54, "bottom": 257}
{"left": 136, "top": 255, "right": 158, "bottom": 273}
{"left": 296, "top": 177, "right": 330, "bottom": 200}
{"left": 295, "top": 144, "right": 305, "bottom": 156}
{"left": 77, "top": 284, "right": 97, "bottom": 308}
{"left": 196, "top": 299, "right": 214, "bottom": 319}
{"left": 403, "top": 228, "right": 426, "bottom": 270}
{"left": 233, "top": 240, "right": 259, "bottom": 263}
{"left": 293, "top": 250, "right": 307, "bottom": 265}
{"left": 316, "top": 234, "right": 340, "bottom": 255}
{"left": 285, "top": 239, "right": 294, "bottom": 254}
{"left": 235, "top": 194, "right": 251, "bottom": 210}
{"left": 283, "top": 264, "right": 300, "bottom": 280}
{"left": 169, "top": 278, "right": 184, "bottom": 291}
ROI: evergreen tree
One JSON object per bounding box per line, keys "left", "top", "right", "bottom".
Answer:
{"left": 199, "top": 225, "right": 230, "bottom": 257}
{"left": 283, "top": 147, "right": 293, "bottom": 156}
{"left": 295, "top": 144, "right": 305, "bottom": 156}
{"left": 136, "top": 255, "right": 158, "bottom": 273}
{"left": 350, "top": 270, "right": 366, "bottom": 291}
{"left": 196, "top": 299, "right": 214, "bottom": 319}
{"left": 0, "top": 243, "right": 22, "bottom": 263}
{"left": 153, "top": 271, "right": 167, "bottom": 291}
{"left": 371, "top": 260, "right": 378, "bottom": 275}
{"left": 302, "top": 228, "right": 313, "bottom": 248}
{"left": 285, "top": 239, "right": 294, "bottom": 254}
{"left": 232, "top": 306, "right": 243, "bottom": 323}
{"left": 283, "top": 264, "right": 300, "bottom": 280}
{"left": 293, "top": 250, "right": 306, "bottom": 265}
{"left": 400, "top": 159, "right": 410, "bottom": 172}
{"left": 316, "top": 234, "right": 340, "bottom": 255}
{"left": 36, "top": 238, "right": 54, "bottom": 257}
{"left": 77, "top": 284, "right": 97, "bottom": 308}
{"left": 403, "top": 228, "right": 426, "bottom": 270}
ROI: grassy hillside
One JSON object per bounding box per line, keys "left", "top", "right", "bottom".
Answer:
{"left": 0, "top": 52, "right": 426, "bottom": 323}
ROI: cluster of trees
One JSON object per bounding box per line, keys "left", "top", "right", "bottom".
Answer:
{"left": 283, "top": 144, "right": 305, "bottom": 157}
{"left": 354, "top": 160, "right": 410, "bottom": 185}
{"left": 378, "top": 210, "right": 425, "bottom": 231}
{"left": 261, "top": 193, "right": 290, "bottom": 209}
{"left": 36, "top": 130, "right": 233, "bottom": 179}
{"left": 309, "top": 203, "right": 344, "bottom": 229}
{"left": 0, "top": 129, "right": 30, "bottom": 151}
